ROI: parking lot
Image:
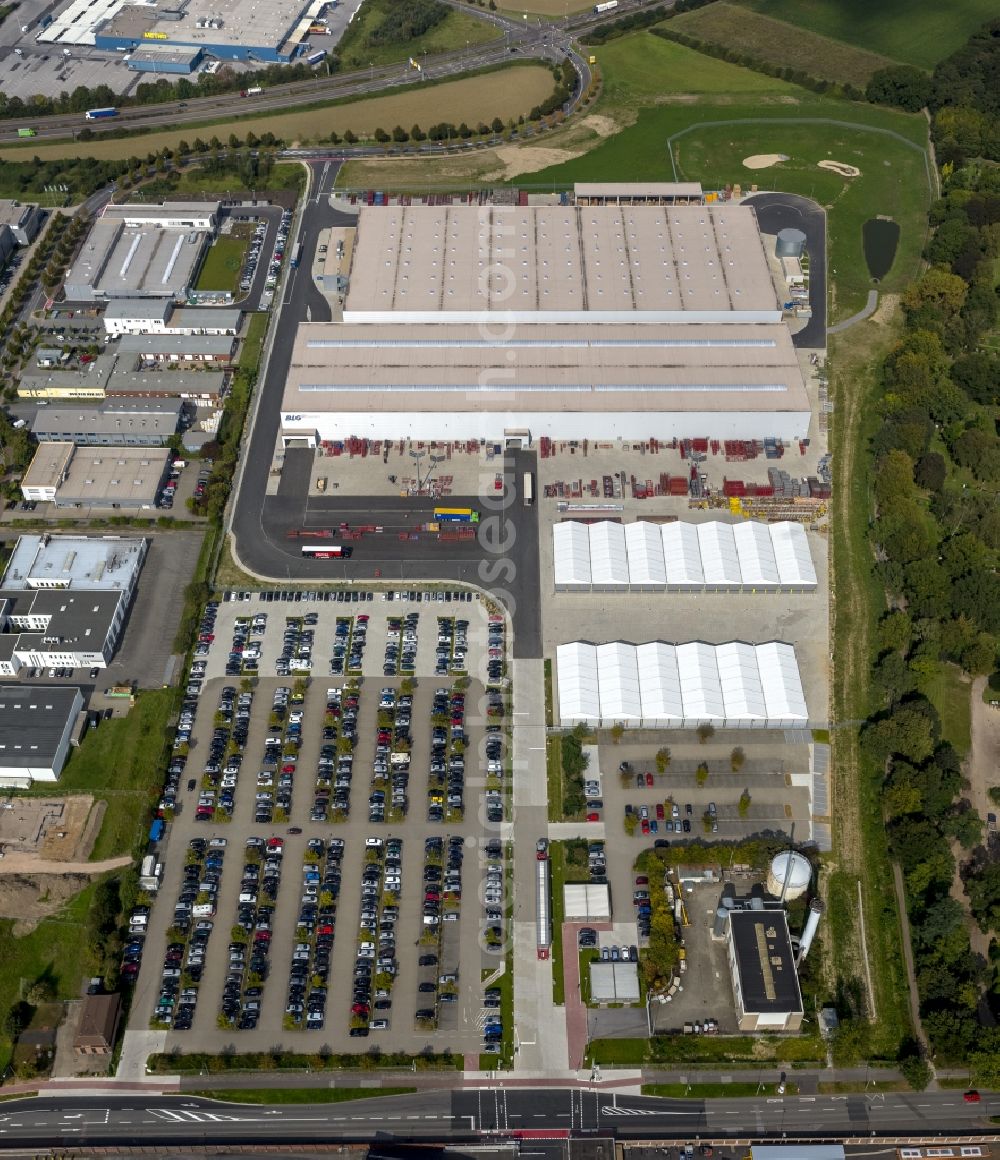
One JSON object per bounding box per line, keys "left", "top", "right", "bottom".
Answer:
{"left": 127, "top": 588, "right": 513, "bottom": 1058}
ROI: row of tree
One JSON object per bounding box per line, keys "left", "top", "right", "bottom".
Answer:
{"left": 858, "top": 146, "right": 1000, "bottom": 1065}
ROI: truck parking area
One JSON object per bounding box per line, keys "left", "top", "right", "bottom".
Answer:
{"left": 128, "top": 589, "right": 513, "bottom": 1057}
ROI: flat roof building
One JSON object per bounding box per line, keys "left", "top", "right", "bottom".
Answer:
{"left": 125, "top": 44, "right": 204, "bottom": 73}
{"left": 0, "top": 685, "right": 84, "bottom": 785}
{"left": 102, "top": 300, "right": 173, "bottom": 337}
{"left": 0, "top": 200, "right": 44, "bottom": 246}
{"left": 725, "top": 909, "right": 803, "bottom": 1032}
{"left": 105, "top": 366, "right": 226, "bottom": 400}
{"left": 101, "top": 202, "right": 220, "bottom": 230}
{"left": 280, "top": 321, "right": 811, "bottom": 445}
{"left": 64, "top": 216, "right": 209, "bottom": 302}
{"left": 118, "top": 332, "right": 236, "bottom": 363}
{"left": 102, "top": 301, "right": 242, "bottom": 337}
{"left": 344, "top": 204, "right": 779, "bottom": 324}
{"left": 0, "top": 535, "right": 148, "bottom": 677}
{"left": 3, "top": 534, "right": 146, "bottom": 593}
{"left": 574, "top": 182, "right": 706, "bottom": 206}
{"left": 283, "top": 196, "right": 806, "bottom": 448}
{"left": 21, "top": 442, "right": 170, "bottom": 508}
{"left": 18, "top": 355, "right": 118, "bottom": 401}
{"left": 31, "top": 399, "right": 183, "bottom": 445}
{"left": 589, "top": 961, "right": 640, "bottom": 1003}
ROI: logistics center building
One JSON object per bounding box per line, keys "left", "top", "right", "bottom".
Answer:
{"left": 280, "top": 195, "right": 811, "bottom": 446}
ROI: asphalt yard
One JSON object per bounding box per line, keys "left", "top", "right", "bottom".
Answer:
{"left": 130, "top": 588, "right": 512, "bottom": 1057}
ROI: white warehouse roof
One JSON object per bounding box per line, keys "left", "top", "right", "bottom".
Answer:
{"left": 556, "top": 640, "right": 809, "bottom": 729}
{"left": 552, "top": 520, "right": 817, "bottom": 592}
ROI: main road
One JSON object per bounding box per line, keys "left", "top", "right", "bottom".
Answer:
{"left": 0, "top": 1088, "right": 994, "bottom": 1148}
{"left": 0, "top": 0, "right": 623, "bottom": 144}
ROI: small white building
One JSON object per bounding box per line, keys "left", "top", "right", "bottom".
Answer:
{"left": 564, "top": 882, "right": 611, "bottom": 922}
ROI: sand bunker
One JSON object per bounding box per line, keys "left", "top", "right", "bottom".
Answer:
{"left": 743, "top": 153, "right": 788, "bottom": 169}
{"left": 819, "top": 159, "right": 861, "bottom": 177}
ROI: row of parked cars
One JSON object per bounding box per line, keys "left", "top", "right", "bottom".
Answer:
{"left": 330, "top": 613, "right": 365, "bottom": 675}
{"left": 371, "top": 683, "right": 411, "bottom": 822}
{"left": 384, "top": 611, "right": 416, "bottom": 676}
{"left": 415, "top": 835, "right": 463, "bottom": 1027}
{"left": 314, "top": 685, "right": 357, "bottom": 822}
{"left": 287, "top": 837, "right": 344, "bottom": 1029}
{"left": 349, "top": 836, "right": 402, "bottom": 1036}
{"left": 196, "top": 686, "right": 256, "bottom": 821}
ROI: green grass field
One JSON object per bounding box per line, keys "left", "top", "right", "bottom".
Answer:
{"left": 527, "top": 98, "right": 931, "bottom": 320}
{"left": 40, "top": 689, "right": 176, "bottom": 859}
{"left": 0, "top": 881, "right": 100, "bottom": 1070}
{"left": 168, "top": 162, "right": 306, "bottom": 196}
{"left": 733, "top": 0, "right": 997, "bottom": 69}
{"left": 196, "top": 235, "right": 249, "bottom": 293}
{"left": 335, "top": 0, "right": 499, "bottom": 69}
{"left": 667, "top": 3, "right": 897, "bottom": 86}
{"left": 917, "top": 662, "right": 972, "bottom": 755}
{"left": 591, "top": 29, "right": 802, "bottom": 105}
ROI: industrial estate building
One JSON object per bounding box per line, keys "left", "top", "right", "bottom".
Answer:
{"left": 20, "top": 442, "right": 171, "bottom": 508}
{"left": 63, "top": 202, "right": 220, "bottom": 302}
{"left": 40, "top": 0, "right": 319, "bottom": 67}
{"left": 0, "top": 535, "right": 147, "bottom": 677}
{"left": 280, "top": 190, "right": 811, "bottom": 446}
{"left": 30, "top": 399, "right": 184, "bottom": 445}
{"left": 118, "top": 332, "right": 236, "bottom": 364}
{"left": 724, "top": 909, "right": 804, "bottom": 1032}
{"left": 552, "top": 519, "right": 817, "bottom": 592}
{"left": 555, "top": 640, "right": 809, "bottom": 729}
{"left": 0, "top": 685, "right": 84, "bottom": 785}
{"left": 102, "top": 301, "right": 243, "bottom": 338}
{"left": 0, "top": 200, "right": 44, "bottom": 268}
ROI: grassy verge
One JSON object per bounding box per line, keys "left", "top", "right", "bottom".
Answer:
{"left": 818, "top": 1080, "right": 909, "bottom": 1094}
{"left": 238, "top": 312, "right": 269, "bottom": 378}
{"left": 190, "top": 1087, "right": 416, "bottom": 1104}
{"left": 549, "top": 843, "right": 567, "bottom": 1004}
{"left": 642, "top": 1081, "right": 798, "bottom": 1098}
{"left": 588, "top": 1032, "right": 826, "bottom": 1067}
{"left": 543, "top": 657, "right": 553, "bottom": 727}
{"left": 25, "top": 689, "right": 177, "bottom": 860}
{"left": 335, "top": 0, "right": 500, "bottom": 69}
{"left": 167, "top": 162, "right": 305, "bottom": 197}
{"left": 546, "top": 735, "right": 562, "bottom": 823}
{"left": 828, "top": 318, "right": 914, "bottom": 1060}
{"left": 579, "top": 948, "right": 598, "bottom": 1004}
{"left": 195, "top": 235, "right": 250, "bottom": 294}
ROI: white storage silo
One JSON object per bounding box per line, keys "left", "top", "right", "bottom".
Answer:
{"left": 767, "top": 850, "right": 811, "bottom": 900}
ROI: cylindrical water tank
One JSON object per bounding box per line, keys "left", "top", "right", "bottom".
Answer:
{"left": 776, "top": 227, "right": 807, "bottom": 259}
{"left": 713, "top": 907, "right": 729, "bottom": 938}
{"left": 767, "top": 851, "right": 812, "bottom": 900}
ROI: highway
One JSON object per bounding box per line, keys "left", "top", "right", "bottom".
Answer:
{"left": 0, "top": 0, "right": 631, "bottom": 144}
{"left": 0, "top": 1088, "right": 995, "bottom": 1148}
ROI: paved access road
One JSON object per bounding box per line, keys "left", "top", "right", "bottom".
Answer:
{"left": 228, "top": 163, "right": 542, "bottom": 657}
{"left": 743, "top": 192, "right": 827, "bottom": 348}
{"left": 0, "top": 1088, "right": 994, "bottom": 1147}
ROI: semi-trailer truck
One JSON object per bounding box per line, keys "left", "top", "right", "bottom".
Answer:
{"left": 85, "top": 107, "right": 118, "bottom": 120}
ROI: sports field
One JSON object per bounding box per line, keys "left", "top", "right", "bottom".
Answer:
{"left": 0, "top": 66, "right": 555, "bottom": 161}
{"left": 667, "top": 3, "right": 897, "bottom": 87}
{"left": 734, "top": 0, "right": 997, "bottom": 69}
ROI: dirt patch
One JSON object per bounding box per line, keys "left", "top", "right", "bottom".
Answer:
{"left": 743, "top": 153, "right": 788, "bottom": 169}
{"left": 818, "top": 159, "right": 861, "bottom": 178}
{"left": 0, "top": 871, "right": 95, "bottom": 935}
{"left": 581, "top": 113, "right": 619, "bottom": 138}
{"left": 0, "top": 795, "right": 98, "bottom": 861}
{"left": 491, "top": 143, "right": 591, "bottom": 180}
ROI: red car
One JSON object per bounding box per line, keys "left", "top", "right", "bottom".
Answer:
{"left": 963, "top": 1090, "right": 981, "bottom": 1103}
{"left": 281, "top": 763, "right": 296, "bottom": 773}
{"left": 641, "top": 818, "right": 650, "bottom": 835}
{"left": 635, "top": 876, "right": 649, "bottom": 886}
{"left": 645, "top": 772, "right": 654, "bottom": 787}
{"left": 656, "top": 803, "right": 665, "bottom": 820}
{"left": 266, "top": 837, "right": 284, "bottom": 850}
{"left": 587, "top": 812, "right": 600, "bottom": 822}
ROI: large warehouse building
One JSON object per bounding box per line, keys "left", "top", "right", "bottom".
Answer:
{"left": 553, "top": 519, "right": 817, "bottom": 592}
{"left": 280, "top": 194, "right": 811, "bottom": 446}
{"left": 556, "top": 640, "right": 809, "bottom": 729}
